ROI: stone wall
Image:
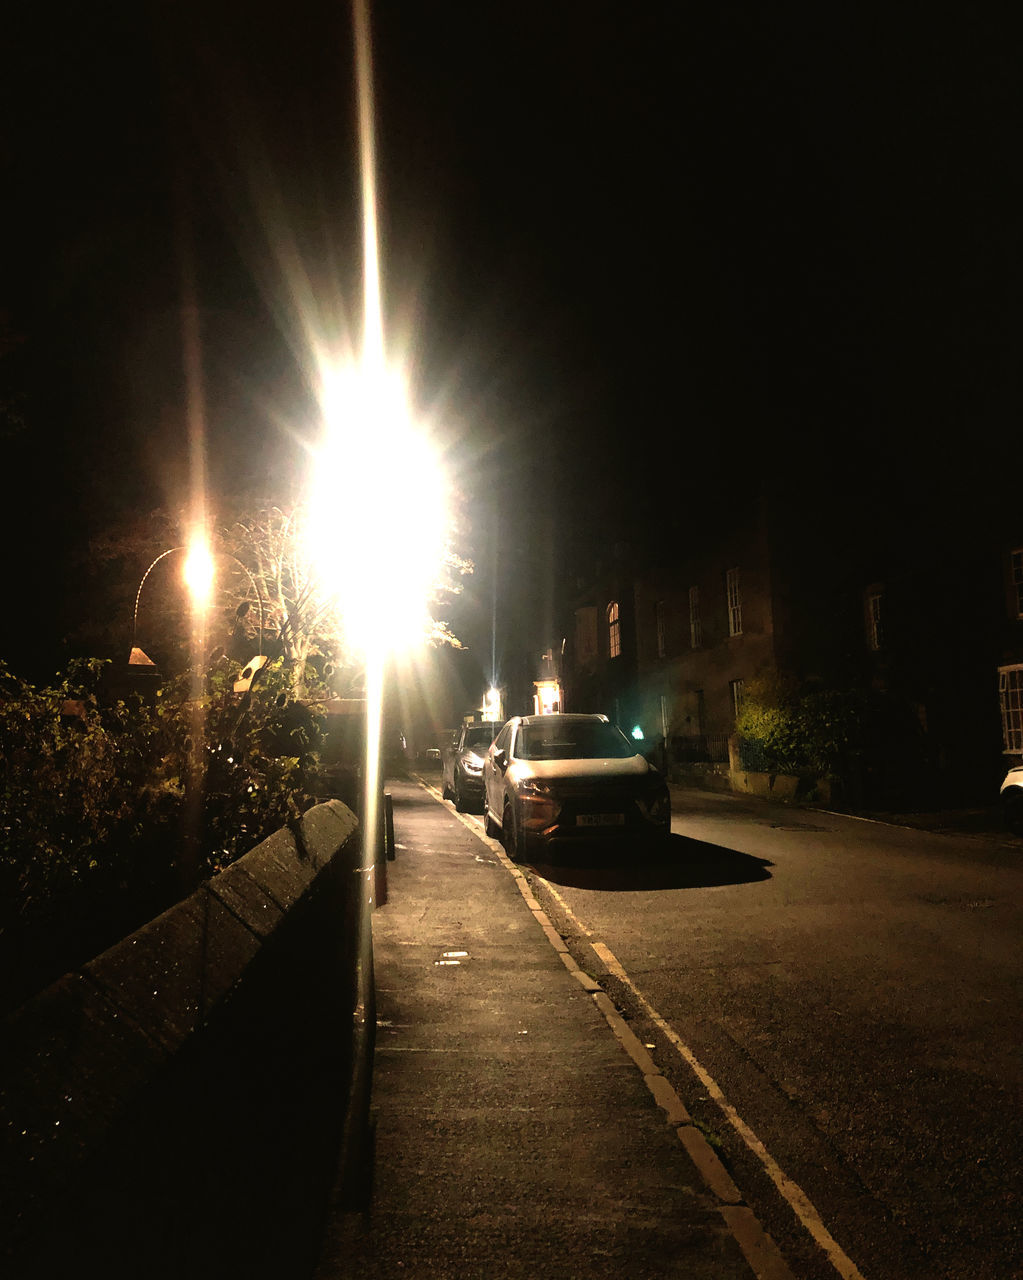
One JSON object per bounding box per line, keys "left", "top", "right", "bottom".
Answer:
{"left": 1, "top": 801, "right": 370, "bottom": 1280}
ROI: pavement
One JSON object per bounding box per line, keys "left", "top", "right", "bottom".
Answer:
{"left": 314, "top": 775, "right": 783, "bottom": 1280}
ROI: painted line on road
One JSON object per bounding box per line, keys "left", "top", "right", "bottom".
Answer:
{"left": 415, "top": 781, "right": 799, "bottom": 1280}
{"left": 540, "top": 878, "right": 867, "bottom": 1280}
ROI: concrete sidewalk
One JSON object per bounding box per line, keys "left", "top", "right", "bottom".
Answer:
{"left": 315, "top": 777, "right": 770, "bottom": 1280}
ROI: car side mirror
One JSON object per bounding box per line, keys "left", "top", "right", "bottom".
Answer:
{"left": 494, "top": 748, "right": 508, "bottom": 773}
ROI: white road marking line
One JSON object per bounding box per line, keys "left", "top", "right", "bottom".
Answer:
{"left": 542, "top": 883, "right": 867, "bottom": 1280}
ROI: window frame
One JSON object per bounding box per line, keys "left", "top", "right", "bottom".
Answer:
{"left": 607, "top": 600, "right": 621, "bottom": 659}
{"left": 1011, "top": 549, "right": 1023, "bottom": 619}
{"left": 726, "top": 567, "right": 742, "bottom": 637}
{"left": 865, "top": 587, "right": 885, "bottom": 651}
{"left": 655, "top": 599, "right": 666, "bottom": 658}
{"left": 999, "top": 665, "right": 1023, "bottom": 753}
{"left": 688, "top": 585, "right": 702, "bottom": 649}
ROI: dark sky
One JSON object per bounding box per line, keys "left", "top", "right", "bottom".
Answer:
{"left": 3, "top": 3, "right": 1019, "bottom": 677}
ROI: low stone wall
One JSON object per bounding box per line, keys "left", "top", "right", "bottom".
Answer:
{"left": 669, "top": 760, "right": 733, "bottom": 791}
{"left": 727, "top": 768, "right": 832, "bottom": 803}
{"left": 1, "top": 800, "right": 370, "bottom": 1280}
{"left": 670, "top": 759, "right": 833, "bottom": 804}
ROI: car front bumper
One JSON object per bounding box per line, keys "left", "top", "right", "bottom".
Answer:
{"left": 521, "top": 799, "right": 670, "bottom": 845}
{"left": 456, "top": 768, "right": 485, "bottom": 797}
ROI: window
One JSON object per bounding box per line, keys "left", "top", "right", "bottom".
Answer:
{"left": 999, "top": 666, "right": 1023, "bottom": 752}
{"left": 655, "top": 600, "right": 666, "bottom": 658}
{"left": 518, "top": 718, "right": 636, "bottom": 761}
{"left": 607, "top": 601, "right": 621, "bottom": 658}
{"left": 730, "top": 678, "right": 745, "bottom": 719}
{"left": 688, "top": 586, "right": 702, "bottom": 648}
{"left": 726, "top": 568, "right": 742, "bottom": 637}
{"left": 1012, "top": 550, "right": 1023, "bottom": 618}
{"left": 575, "top": 606, "right": 598, "bottom": 668}
{"left": 866, "top": 589, "right": 885, "bottom": 651}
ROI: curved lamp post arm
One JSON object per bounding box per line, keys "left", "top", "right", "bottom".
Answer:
{"left": 133, "top": 546, "right": 267, "bottom": 656}
{"left": 133, "top": 547, "right": 186, "bottom": 642}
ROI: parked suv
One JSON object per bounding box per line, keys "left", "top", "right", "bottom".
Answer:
{"left": 442, "top": 721, "right": 503, "bottom": 812}
{"left": 482, "top": 713, "right": 670, "bottom": 861}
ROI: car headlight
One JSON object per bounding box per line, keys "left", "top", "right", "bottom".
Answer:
{"left": 518, "top": 778, "right": 561, "bottom": 828}
{"left": 461, "top": 753, "right": 484, "bottom": 776}
{"left": 519, "top": 778, "right": 552, "bottom": 800}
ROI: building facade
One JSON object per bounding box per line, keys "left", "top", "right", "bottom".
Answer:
{"left": 561, "top": 474, "right": 1007, "bottom": 808}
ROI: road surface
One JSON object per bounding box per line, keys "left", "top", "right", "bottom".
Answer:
{"left": 428, "top": 774, "right": 1022, "bottom": 1280}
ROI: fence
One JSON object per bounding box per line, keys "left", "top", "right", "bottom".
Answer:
{"left": 669, "top": 733, "right": 731, "bottom": 764}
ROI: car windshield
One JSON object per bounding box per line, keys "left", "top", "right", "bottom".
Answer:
{"left": 463, "top": 727, "right": 496, "bottom": 751}
{"left": 516, "top": 720, "right": 637, "bottom": 762}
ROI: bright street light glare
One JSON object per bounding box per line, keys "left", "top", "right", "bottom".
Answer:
{"left": 308, "top": 366, "right": 449, "bottom": 657}
{"left": 182, "top": 540, "right": 215, "bottom": 609}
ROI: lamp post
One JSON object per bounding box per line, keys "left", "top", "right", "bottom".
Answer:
{"left": 130, "top": 543, "right": 266, "bottom": 668}
{"left": 129, "top": 539, "right": 270, "bottom": 890}
{"left": 305, "top": 369, "right": 449, "bottom": 898}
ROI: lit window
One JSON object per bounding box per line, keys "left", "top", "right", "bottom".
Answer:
{"left": 866, "top": 590, "right": 885, "bottom": 651}
{"left": 607, "top": 601, "right": 621, "bottom": 659}
{"left": 688, "top": 586, "right": 702, "bottom": 648}
{"left": 999, "top": 666, "right": 1023, "bottom": 752}
{"left": 655, "top": 600, "right": 666, "bottom": 658}
{"left": 730, "top": 678, "right": 745, "bottom": 718}
{"left": 1012, "top": 550, "right": 1023, "bottom": 618}
{"left": 726, "top": 568, "right": 742, "bottom": 637}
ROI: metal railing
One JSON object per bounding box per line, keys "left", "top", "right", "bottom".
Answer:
{"left": 668, "top": 734, "right": 731, "bottom": 764}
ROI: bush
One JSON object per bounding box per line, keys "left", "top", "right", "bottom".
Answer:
{"left": 0, "top": 655, "right": 325, "bottom": 1009}
{"left": 735, "top": 673, "right": 875, "bottom": 777}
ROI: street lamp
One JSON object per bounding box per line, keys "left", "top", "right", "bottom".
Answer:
{"left": 182, "top": 542, "right": 215, "bottom": 609}
{"left": 130, "top": 545, "right": 199, "bottom": 667}
{"left": 305, "top": 368, "right": 450, "bottom": 676}
{"left": 295, "top": 0, "right": 455, "bottom": 911}
{"left": 302, "top": 361, "right": 450, "bottom": 918}
{"left": 130, "top": 540, "right": 266, "bottom": 669}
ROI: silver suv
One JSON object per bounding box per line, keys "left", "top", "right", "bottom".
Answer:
{"left": 482, "top": 713, "right": 670, "bottom": 861}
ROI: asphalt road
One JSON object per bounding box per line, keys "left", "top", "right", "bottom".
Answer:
{"left": 438, "top": 777, "right": 1022, "bottom": 1280}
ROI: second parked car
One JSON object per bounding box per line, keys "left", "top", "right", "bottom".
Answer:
{"left": 482, "top": 713, "right": 670, "bottom": 860}
{"left": 443, "top": 721, "right": 503, "bottom": 811}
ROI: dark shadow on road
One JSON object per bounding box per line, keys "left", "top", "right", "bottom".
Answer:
{"left": 526, "top": 832, "right": 774, "bottom": 892}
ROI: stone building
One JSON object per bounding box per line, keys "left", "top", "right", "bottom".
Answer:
{"left": 561, "top": 470, "right": 1006, "bottom": 808}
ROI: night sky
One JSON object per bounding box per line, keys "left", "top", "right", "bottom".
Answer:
{"left": 3, "top": 4, "right": 1018, "bottom": 683}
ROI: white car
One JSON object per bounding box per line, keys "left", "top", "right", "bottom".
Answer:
{"left": 482, "top": 713, "right": 670, "bottom": 861}
{"left": 999, "top": 763, "right": 1023, "bottom": 834}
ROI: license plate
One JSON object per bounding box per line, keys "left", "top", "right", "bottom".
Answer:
{"left": 576, "top": 813, "right": 625, "bottom": 827}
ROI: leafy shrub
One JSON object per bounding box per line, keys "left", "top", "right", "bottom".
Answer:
{"left": 0, "top": 655, "right": 326, "bottom": 1008}
{"left": 735, "top": 672, "right": 880, "bottom": 777}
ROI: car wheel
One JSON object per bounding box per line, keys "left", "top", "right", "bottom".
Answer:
{"left": 484, "top": 806, "right": 499, "bottom": 838}
{"left": 1004, "top": 789, "right": 1023, "bottom": 836}
{"left": 503, "top": 804, "right": 527, "bottom": 863}
{"left": 454, "top": 777, "right": 468, "bottom": 812}
{"left": 442, "top": 780, "right": 452, "bottom": 800}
